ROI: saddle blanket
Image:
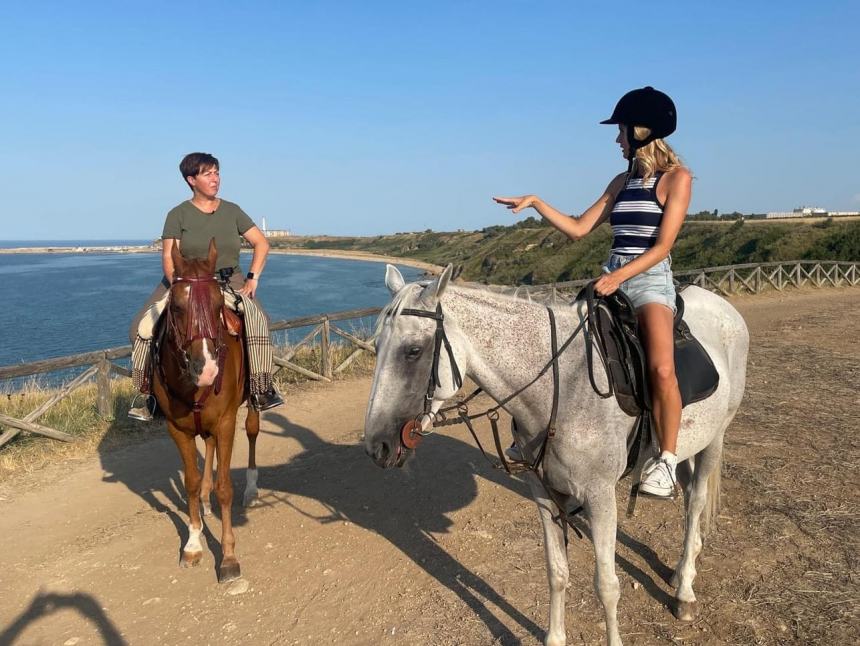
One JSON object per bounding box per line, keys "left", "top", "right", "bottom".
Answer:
{"left": 137, "top": 289, "right": 245, "bottom": 340}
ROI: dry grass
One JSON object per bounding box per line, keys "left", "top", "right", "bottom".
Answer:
{"left": 0, "top": 339, "right": 377, "bottom": 479}
{"left": 0, "top": 379, "right": 147, "bottom": 477}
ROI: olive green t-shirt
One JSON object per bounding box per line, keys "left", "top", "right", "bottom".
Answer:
{"left": 161, "top": 199, "right": 256, "bottom": 273}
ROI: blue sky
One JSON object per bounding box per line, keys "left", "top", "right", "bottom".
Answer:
{"left": 1, "top": 1, "right": 857, "bottom": 239}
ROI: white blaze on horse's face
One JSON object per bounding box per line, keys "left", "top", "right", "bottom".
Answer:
{"left": 364, "top": 264, "right": 460, "bottom": 468}
{"left": 172, "top": 281, "right": 220, "bottom": 388}
{"left": 196, "top": 339, "right": 219, "bottom": 387}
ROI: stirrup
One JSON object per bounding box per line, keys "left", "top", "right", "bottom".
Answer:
{"left": 128, "top": 394, "right": 156, "bottom": 422}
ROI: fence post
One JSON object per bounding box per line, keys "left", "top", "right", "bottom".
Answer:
{"left": 320, "top": 317, "right": 333, "bottom": 380}
{"left": 96, "top": 354, "right": 112, "bottom": 418}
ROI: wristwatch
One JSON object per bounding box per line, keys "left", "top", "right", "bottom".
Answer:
{"left": 246, "top": 272, "right": 257, "bottom": 280}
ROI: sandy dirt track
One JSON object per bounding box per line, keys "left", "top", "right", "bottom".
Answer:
{"left": 1, "top": 288, "right": 858, "bottom": 645}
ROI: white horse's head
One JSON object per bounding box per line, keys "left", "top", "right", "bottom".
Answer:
{"left": 364, "top": 264, "right": 466, "bottom": 468}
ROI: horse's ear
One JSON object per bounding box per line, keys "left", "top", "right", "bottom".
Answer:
{"left": 206, "top": 238, "right": 217, "bottom": 273}
{"left": 384, "top": 264, "right": 406, "bottom": 295}
{"left": 170, "top": 240, "right": 185, "bottom": 277}
{"left": 419, "top": 264, "right": 454, "bottom": 305}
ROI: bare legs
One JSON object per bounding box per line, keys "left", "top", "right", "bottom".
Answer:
{"left": 637, "top": 303, "right": 681, "bottom": 455}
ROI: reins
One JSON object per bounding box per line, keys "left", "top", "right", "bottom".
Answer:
{"left": 395, "top": 285, "right": 640, "bottom": 539}
{"left": 159, "top": 274, "right": 229, "bottom": 434}
{"left": 398, "top": 303, "right": 586, "bottom": 472}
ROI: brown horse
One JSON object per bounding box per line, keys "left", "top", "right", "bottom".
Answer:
{"left": 153, "top": 239, "right": 260, "bottom": 583}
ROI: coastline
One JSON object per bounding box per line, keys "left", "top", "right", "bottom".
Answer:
{"left": 267, "top": 248, "right": 442, "bottom": 273}
{"left": 0, "top": 243, "right": 442, "bottom": 274}
{"left": 0, "top": 245, "right": 158, "bottom": 255}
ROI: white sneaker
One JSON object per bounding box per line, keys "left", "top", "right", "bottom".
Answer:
{"left": 128, "top": 406, "right": 153, "bottom": 422}
{"left": 128, "top": 395, "right": 155, "bottom": 422}
{"left": 638, "top": 455, "right": 677, "bottom": 499}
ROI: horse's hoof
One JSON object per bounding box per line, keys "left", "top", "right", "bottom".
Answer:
{"left": 201, "top": 501, "right": 212, "bottom": 517}
{"left": 219, "top": 558, "right": 241, "bottom": 583}
{"left": 181, "top": 551, "right": 203, "bottom": 568}
{"left": 673, "top": 599, "right": 698, "bottom": 622}
{"left": 243, "top": 488, "right": 259, "bottom": 507}
{"left": 544, "top": 634, "right": 566, "bottom": 646}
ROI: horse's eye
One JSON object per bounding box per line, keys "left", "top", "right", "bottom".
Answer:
{"left": 405, "top": 346, "right": 422, "bottom": 361}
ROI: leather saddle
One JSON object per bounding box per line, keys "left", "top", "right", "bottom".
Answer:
{"left": 575, "top": 284, "right": 720, "bottom": 417}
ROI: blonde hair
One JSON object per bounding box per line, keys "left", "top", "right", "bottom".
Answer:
{"left": 631, "top": 125, "right": 683, "bottom": 181}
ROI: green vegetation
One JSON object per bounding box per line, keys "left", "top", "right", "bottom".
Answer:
{"left": 273, "top": 218, "right": 860, "bottom": 285}
{"left": 0, "top": 340, "right": 375, "bottom": 474}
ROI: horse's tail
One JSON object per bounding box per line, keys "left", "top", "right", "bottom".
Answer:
{"left": 700, "top": 450, "right": 722, "bottom": 537}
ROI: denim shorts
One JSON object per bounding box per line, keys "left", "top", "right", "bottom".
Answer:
{"left": 602, "top": 253, "right": 676, "bottom": 312}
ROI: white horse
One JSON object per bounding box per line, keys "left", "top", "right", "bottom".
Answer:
{"left": 364, "top": 264, "right": 749, "bottom": 646}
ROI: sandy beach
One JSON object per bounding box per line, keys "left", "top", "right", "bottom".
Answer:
{"left": 0, "top": 244, "right": 159, "bottom": 255}
{"left": 268, "top": 247, "right": 442, "bottom": 273}
{"left": 0, "top": 243, "right": 443, "bottom": 274}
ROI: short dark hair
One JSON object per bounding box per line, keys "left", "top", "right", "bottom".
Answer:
{"left": 179, "top": 152, "right": 219, "bottom": 188}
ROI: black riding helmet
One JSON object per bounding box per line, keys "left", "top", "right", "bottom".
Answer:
{"left": 601, "top": 86, "right": 677, "bottom": 154}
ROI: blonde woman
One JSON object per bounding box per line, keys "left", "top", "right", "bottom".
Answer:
{"left": 494, "top": 87, "right": 692, "bottom": 498}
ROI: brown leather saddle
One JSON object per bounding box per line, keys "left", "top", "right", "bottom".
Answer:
{"left": 576, "top": 283, "right": 720, "bottom": 418}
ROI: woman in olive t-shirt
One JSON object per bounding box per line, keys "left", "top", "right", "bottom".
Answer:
{"left": 128, "top": 153, "right": 284, "bottom": 420}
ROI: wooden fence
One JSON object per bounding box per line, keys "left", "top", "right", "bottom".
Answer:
{"left": 508, "top": 260, "right": 860, "bottom": 301}
{"left": 0, "top": 308, "right": 382, "bottom": 449}
{"left": 1, "top": 259, "right": 857, "bottom": 448}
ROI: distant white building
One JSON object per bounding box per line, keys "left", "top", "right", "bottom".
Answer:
{"left": 261, "top": 216, "right": 291, "bottom": 238}
{"left": 766, "top": 206, "right": 833, "bottom": 219}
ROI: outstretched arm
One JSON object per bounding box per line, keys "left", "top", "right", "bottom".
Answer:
{"left": 493, "top": 173, "right": 626, "bottom": 241}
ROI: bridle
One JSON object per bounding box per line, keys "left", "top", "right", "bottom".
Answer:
{"left": 395, "top": 301, "right": 587, "bottom": 471}
{"left": 392, "top": 285, "right": 655, "bottom": 536}
{"left": 396, "top": 304, "right": 463, "bottom": 448}
{"left": 161, "top": 274, "right": 227, "bottom": 434}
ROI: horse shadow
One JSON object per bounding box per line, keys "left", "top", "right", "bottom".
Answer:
{"left": 0, "top": 590, "right": 127, "bottom": 646}
{"left": 97, "top": 399, "right": 227, "bottom": 570}
{"left": 97, "top": 399, "right": 679, "bottom": 635}
{"left": 240, "top": 411, "right": 546, "bottom": 644}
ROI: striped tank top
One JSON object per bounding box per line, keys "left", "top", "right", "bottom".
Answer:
{"left": 609, "top": 172, "right": 665, "bottom": 255}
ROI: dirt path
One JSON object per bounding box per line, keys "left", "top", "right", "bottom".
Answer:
{"left": 1, "top": 288, "right": 858, "bottom": 645}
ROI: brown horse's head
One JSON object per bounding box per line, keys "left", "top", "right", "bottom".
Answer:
{"left": 167, "top": 239, "right": 224, "bottom": 388}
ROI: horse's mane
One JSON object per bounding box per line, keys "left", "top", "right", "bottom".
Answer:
{"left": 373, "top": 280, "right": 553, "bottom": 339}
{"left": 373, "top": 282, "right": 427, "bottom": 338}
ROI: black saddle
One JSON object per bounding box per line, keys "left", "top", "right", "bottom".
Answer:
{"left": 576, "top": 283, "right": 720, "bottom": 417}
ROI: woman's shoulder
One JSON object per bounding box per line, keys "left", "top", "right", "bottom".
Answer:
{"left": 662, "top": 165, "right": 692, "bottom": 186}
{"left": 218, "top": 199, "right": 242, "bottom": 211}
{"left": 166, "top": 200, "right": 191, "bottom": 218}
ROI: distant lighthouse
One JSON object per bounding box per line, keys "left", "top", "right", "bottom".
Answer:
{"left": 262, "top": 216, "right": 268, "bottom": 234}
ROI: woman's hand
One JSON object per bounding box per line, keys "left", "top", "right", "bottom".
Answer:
{"left": 238, "top": 278, "right": 258, "bottom": 299}
{"left": 492, "top": 195, "right": 541, "bottom": 214}
{"left": 594, "top": 271, "right": 623, "bottom": 296}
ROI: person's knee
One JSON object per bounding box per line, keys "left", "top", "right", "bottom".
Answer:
{"left": 650, "top": 362, "right": 677, "bottom": 390}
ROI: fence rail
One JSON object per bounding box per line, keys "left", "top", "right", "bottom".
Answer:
{"left": 503, "top": 260, "right": 860, "bottom": 301}
{"left": 1, "top": 259, "right": 857, "bottom": 448}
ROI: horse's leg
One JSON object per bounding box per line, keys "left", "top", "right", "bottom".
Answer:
{"left": 526, "top": 474, "right": 569, "bottom": 646}
{"left": 671, "top": 442, "right": 721, "bottom": 621}
{"left": 243, "top": 407, "right": 261, "bottom": 507}
{"left": 587, "top": 486, "right": 623, "bottom": 646}
{"left": 199, "top": 435, "right": 216, "bottom": 516}
{"left": 168, "top": 425, "right": 205, "bottom": 567}
{"left": 214, "top": 417, "right": 241, "bottom": 583}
